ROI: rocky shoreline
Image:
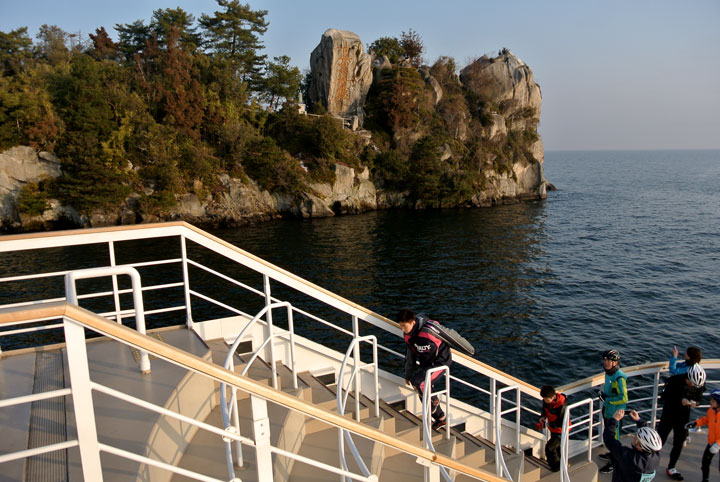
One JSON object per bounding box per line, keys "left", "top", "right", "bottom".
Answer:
{"left": 0, "top": 145, "right": 549, "bottom": 233}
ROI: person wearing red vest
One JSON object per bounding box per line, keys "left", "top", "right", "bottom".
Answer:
{"left": 536, "top": 385, "right": 568, "bottom": 472}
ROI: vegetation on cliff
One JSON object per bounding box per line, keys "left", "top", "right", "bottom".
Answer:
{"left": 0, "top": 1, "right": 542, "bottom": 219}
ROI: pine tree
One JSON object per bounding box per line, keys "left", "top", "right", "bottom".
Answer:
{"left": 199, "top": 0, "right": 268, "bottom": 88}
{"left": 260, "top": 55, "right": 301, "bottom": 112}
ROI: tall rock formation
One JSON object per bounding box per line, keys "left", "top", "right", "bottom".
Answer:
{"left": 460, "top": 49, "right": 542, "bottom": 122}
{"left": 308, "top": 29, "right": 373, "bottom": 126}
{"left": 460, "top": 50, "right": 543, "bottom": 161}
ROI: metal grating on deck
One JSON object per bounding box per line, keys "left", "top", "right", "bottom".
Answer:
{"left": 26, "top": 351, "right": 68, "bottom": 481}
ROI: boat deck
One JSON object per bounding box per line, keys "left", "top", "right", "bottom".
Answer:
{"left": 0, "top": 325, "right": 712, "bottom": 482}
{"left": 0, "top": 326, "right": 212, "bottom": 482}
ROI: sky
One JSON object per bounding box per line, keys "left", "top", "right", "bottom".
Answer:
{"left": 1, "top": 0, "right": 719, "bottom": 151}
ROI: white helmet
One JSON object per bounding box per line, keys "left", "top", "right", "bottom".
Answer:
{"left": 636, "top": 426, "right": 662, "bottom": 452}
{"left": 687, "top": 364, "right": 706, "bottom": 387}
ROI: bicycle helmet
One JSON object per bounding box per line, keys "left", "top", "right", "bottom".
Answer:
{"left": 710, "top": 388, "right": 720, "bottom": 402}
{"left": 602, "top": 349, "right": 620, "bottom": 361}
{"left": 636, "top": 426, "right": 662, "bottom": 453}
{"left": 687, "top": 364, "right": 706, "bottom": 387}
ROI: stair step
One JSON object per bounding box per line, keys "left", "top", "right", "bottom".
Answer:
{"left": 378, "top": 451, "right": 426, "bottom": 481}
{"left": 536, "top": 460, "right": 598, "bottom": 482}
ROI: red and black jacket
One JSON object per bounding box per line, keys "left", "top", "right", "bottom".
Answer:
{"left": 542, "top": 393, "right": 568, "bottom": 434}
{"left": 403, "top": 319, "right": 452, "bottom": 379}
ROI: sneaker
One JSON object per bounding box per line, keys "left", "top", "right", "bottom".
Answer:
{"left": 432, "top": 418, "right": 447, "bottom": 430}
{"left": 598, "top": 452, "right": 611, "bottom": 460}
{"left": 599, "top": 462, "right": 614, "bottom": 474}
{"left": 665, "top": 468, "right": 683, "bottom": 481}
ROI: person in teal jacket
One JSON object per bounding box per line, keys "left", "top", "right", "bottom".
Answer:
{"left": 598, "top": 349, "right": 629, "bottom": 474}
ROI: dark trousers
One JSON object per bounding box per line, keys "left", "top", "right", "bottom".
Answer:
{"left": 409, "top": 368, "right": 445, "bottom": 420}
{"left": 701, "top": 443, "right": 719, "bottom": 481}
{"left": 545, "top": 432, "right": 561, "bottom": 472}
{"left": 602, "top": 417, "right": 620, "bottom": 466}
{"left": 657, "top": 413, "right": 688, "bottom": 469}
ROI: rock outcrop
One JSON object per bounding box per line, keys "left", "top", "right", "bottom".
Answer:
{"left": 460, "top": 50, "right": 543, "bottom": 162}
{"left": 308, "top": 29, "right": 373, "bottom": 126}
{"left": 460, "top": 50, "right": 542, "bottom": 122}
{"left": 0, "top": 147, "right": 63, "bottom": 230}
{"left": 0, "top": 144, "right": 381, "bottom": 231}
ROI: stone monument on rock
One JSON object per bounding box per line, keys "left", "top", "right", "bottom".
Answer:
{"left": 308, "top": 29, "right": 373, "bottom": 129}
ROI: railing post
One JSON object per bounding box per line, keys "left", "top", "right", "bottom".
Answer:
{"left": 515, "top": 389, "right": 521, "bottom": 453}
{"left": 250, "top": 395, "right": 273, "bottom": 481}
{"left": 262, "top": 275, "right": 274, "bottom": 364}
{"left": 490, "top": 378, "right": 497, "bottom": 443}
{"left": 180, "top": 235, "right": 194, "bottom": 329}
{"left": 495, "top": 385, "right": 516, "bottom": 480}
{"left": 108, "top": 241, "right": 122, "bottom": 324}
{"left": 651, "top": 371, "right": 660, "bottom": 428}
{"left": 444, "top": 369, "right": 451, "bottom": 440}
{"left": 417, "top": 457, "right": 440, "bottom": 482}
{"left": 494, "top": 389, "right": 502, "bottom": 477}
{"left": 352, "top": 315, "right": 361, "bottom": 421}
{"left": 287, "top": 305, "right": 298, "bottom": 390}
{"left": 231, "top": 387, "right": 244, "bottom": 467}
{"left": 372, "top": 339, "right": 379, "bottom": 418}
{"left": 63, "top": 317, "right": 104, "bottom": 481}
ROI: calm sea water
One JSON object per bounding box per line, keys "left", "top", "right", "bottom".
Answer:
{"left": 212, "top": 150, "right": 720, "bottom": 386}
{"left": 1, "top": 150, "right": 718, "bottom": 389}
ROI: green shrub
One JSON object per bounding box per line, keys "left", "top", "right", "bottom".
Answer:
{"left": 16, "top": 180, "right": 50, "bottom": 216}
{"left": 243, "top": 136, "right": 305, "bottom": 195}
{"left": 373, "top": 150, "right": 410, "bottom": 190}
{"left": 138, "top": 191, "right": 177, "bottom": 216}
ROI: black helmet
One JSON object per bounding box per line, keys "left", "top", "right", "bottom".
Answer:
{"left": 602, "top": 349, "right": 620, "bottom": 361}
{"left": 710, "top": 389, "right": 720, "bottom": 403}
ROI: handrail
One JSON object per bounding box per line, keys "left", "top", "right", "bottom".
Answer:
{"left": 64, "top": 266, "right": 151, "bottom": 373}
{"left": 494, "top": 385, "right": 520, "bottom": 480}
{"left": 560, "top": 398, "right": 594, "bottom": 482}
{"left": 0, "top": 302, "right": 508, "bottom": 482}
{"left": 422, "top": 366, "right": 452, "bottom": 446}
{"left": 421, "top": 365, "right": 452, "bottom": 482}
{"left": 337, "top": 335, "right": 379, "bottom": 481}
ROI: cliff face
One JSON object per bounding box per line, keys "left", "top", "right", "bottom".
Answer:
{"left": 460, "top": 50, "right": 543, "bottom": 161}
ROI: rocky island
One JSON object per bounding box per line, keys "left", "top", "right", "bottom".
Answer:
{"left": 0, "top": 23, "right": 548, "bottom": 232}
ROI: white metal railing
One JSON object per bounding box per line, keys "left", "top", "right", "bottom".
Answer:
{"left": 0, "top": 303, "right": 499, "bottom": 482}
{"left": 421, "top": 365, "right": 452, "bottom": 482}
{"left": 2, "top": 223, "right": 719, "bottom": 474}
{"left": 495, "top": 385, "right": 521, "bottom": 480}
{"left": 0, "top": 224, "right": 541, "bottom": 421}
{"left": 65, "top": 266, "right": 151, "bottom": 373}
{"left": 220, "top": 301, "right": 298, "bottom": 479}
{"left": 337, "top": 335, "right": 380, "bottom": 482}
{"left": 559, "top": 398, "right": 594, "bottom": 482}
{"left": 560, "top": 361, "right": 720, "bottom": 457}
